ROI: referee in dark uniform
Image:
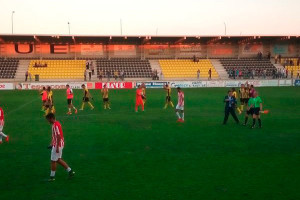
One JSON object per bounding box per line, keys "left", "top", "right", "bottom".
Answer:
{"left": 223, "top": 90, "right": 240, "bottom": 125}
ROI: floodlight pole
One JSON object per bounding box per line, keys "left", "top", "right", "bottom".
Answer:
{"left": 68, "top": 22, "right": 71, "bottom": 35}
{"left": 11, "top": 11, "right": 15, "bottom": 34}
{"left": 120, "top": 19, "right": 123, "bottom": 35}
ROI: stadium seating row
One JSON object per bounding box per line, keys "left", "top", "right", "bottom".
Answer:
{"left": 28, "top": 60, "right": 85, "bottom": 79}
{"left": 0, "top": 59, "right": 19, "bottom": 79}
{"left": 159, "top": 59, "right": 218, "bottom": 78}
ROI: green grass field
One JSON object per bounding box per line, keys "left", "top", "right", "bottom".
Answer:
{"left": 0, "top": 87, "right": 299, "bottom": 200}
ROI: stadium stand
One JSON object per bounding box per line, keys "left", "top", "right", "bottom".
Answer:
{"left": 96, "top": 58, "right": 152, "bottom": 78}
{"left": 0, "top": 57, "right": 19, "bottom": 79}
{"left": 159, "top": 59, "right": 218, "bottom": 78}
{"left": 220, "top": 58, "right": 276, "bottom": 78}
{"left": 28, "top": 60, "right": 85, "bottom": 79}
{"left": 281, "top": 58, "right": 300, "bottom": 66}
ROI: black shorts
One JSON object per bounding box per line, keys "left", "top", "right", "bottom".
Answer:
{"left": 253, "top": 107, "right": 260, "bottom": 115}
{"left": 240, "top": 98, "right": 247, "bottom": 104}
{"left": 103, "top": 98, "right": 109, "bottom": 102}
{"left": 245, "top": 98, "right": 249, "bottom": 104}
{"left": 83, "top": 97, "right": 89, "bottom": 102}
{"left": 166, "top": 96, "right": 171, "bottom": 102}
{"left": 142, "top": 96, "right": 146, "bottom": 100}
{"left": 67, "top": 99, "right": 73, "bottom": 105}
{"left": 247, "top": 108, "right": 254, "bottom": 115}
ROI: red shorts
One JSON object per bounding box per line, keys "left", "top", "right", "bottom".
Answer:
{"left": 136, "top": 98, "right": 143, "bottom": 105}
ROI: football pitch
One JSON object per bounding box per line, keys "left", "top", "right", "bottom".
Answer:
{"left": 0, "top": 87, "right": 299, "bottom": 200}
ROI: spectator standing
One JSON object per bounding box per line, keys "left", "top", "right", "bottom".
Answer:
{"left": 88, "top": 69, "right": 92, "bottom": 81}
{"left": 297, "top": 58, "right": 300, "bottom": 66}
{"left": 120, "top": 70, "right": 124, "bottom": 81}
{"left": 239, "top": 70, "right": 243, "bottom": 79}
{"left": 267, "top": 52, "right": 271, "bottom": 60}
{"left": 278, "top": 54, "right": 282, "bottom": 63}
{"left": 263, "top": 69, "right": 267, "bottom": 79}
{"left": 25, "top": 71, "right": 29, "bottom": 82}
{"left": 98, "top": 69, "right": 103, "bottom": 81}
{"left": 86, "top": 60, "right": 90, "bottom": 69}
{"left": 291, "top": 70, "right": 294, "bottom": 79}
{"left": 275, "top": 55, "right": 278, "bottom": 64}
{"left": 286, "top": 68, "right": 288, "bottom": 78}
{"left": 91, "top": 62, "right": 95, "bottom": 75}
{"left": 208, "top": 68, "right": 212, "bottom": 80}
{"left": 114, "top": 70, "right": 119, "bottom": 81}
{"left": 84, "top": 69, "right": 87, "bottom": 81}
{"left": 251, "top": 69, "right": 255, "bottom": 79}
{"left": 197, "top": 69, "right": 200, "bottom": 80}
{"left": 107, "top": 71, "right": 111, "bottom": 81}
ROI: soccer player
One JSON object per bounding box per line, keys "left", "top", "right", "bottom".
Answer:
{"left": 45, "top": 86, "right": 55, "bottom": 115}
{"left": 238, "top": 84, "right": 247, "bottom": 112}
{"left": 0, "top": 105, "right": 9, "bottom": 144}
{"left": 135, "top": 85, "right": 145, "bottom": 112}
{"left": 80, "top": 84, "right": 94, "bottom": 110}
{"left": 231, "top": 88, "right": 241, "bottom": 114}
{"left": 141, "top": 83, "right": 146, "bottom": 105}
{"left": 46, "top": 113, "right": 75, "bottom": 181}
{"left": 250, "top": 91, "right": 263, "bottom": 128}
{"left": 40, "top": 87, "right": 48, "bottom": 112}
{"left": 223, "top": 90, "right": 239, "bottom": 125}
{"left": 175, "top": 87, "right": 184, "bottom": 122}
{"left": 243, "top": 94, "right": 254, "bottom": 126}
{"left": 66, "top": 84, "right": 77, "bottom": 115}
{"left": 101, "top": 84, "right": 111, "bottom": 109}
{"left": 163, "top": 83, "right": 174, "bottom": 109}
{"left": 249, "top": 84, "right": 256, "bottom": 98}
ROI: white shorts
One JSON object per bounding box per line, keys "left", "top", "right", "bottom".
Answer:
{"left": 0, "top": 126, "right": 3, "bottom": 132}
{"left": 176, "top": 104, "right": 184, "bottom": 111}
{"left": 51, "top": 146, "right": 63, "bottom": 161}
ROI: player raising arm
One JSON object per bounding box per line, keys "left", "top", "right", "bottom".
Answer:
{"left": 163, "top": 83, "right": 174, "bottom": 109}
{"left": 101, "top": 84, "right": 111, "bottom": 110}
{"left": 175, "top": 87, "right": 184, "bottom": 123}
{"left": 66, "top": 84, "right": 77, "bottom": 115}
{"left": 46, "top": 113, "right": 75, "bottom": 181}
{"left": 80, "top": 84, "right": 94, "bottom": 111}
{"left": 0, "top": 105, "right": 9, "bottom": 144}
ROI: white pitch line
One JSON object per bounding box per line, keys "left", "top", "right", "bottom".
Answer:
{"left": 7, "top": 98, "right": 39, "bottom": 115}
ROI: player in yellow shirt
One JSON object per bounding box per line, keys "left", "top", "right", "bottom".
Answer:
{"left": 231, "top": 88, "right": 241, "bottom": 114}
{"left": 238, "top": 84, "right": 248, "bottom": 112}
{"left": 45, "top": 86, "right": 55, "bottom": 115}
{"left": 80, "top": 84, "right": 94, "bottom": 110}
{"left": 163, "top": 83, "right": 174, "bottom": 109}
{"left": 101, "top": 84, "right": 111, "bottom": 110}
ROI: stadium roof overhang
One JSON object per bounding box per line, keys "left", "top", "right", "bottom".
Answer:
{"left": 0, "top": 35, "right": 299, "bottom": 45}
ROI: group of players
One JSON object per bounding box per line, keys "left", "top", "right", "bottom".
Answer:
{"left": 224, "top": 82, "right": 268, "bottom": 128}
{"left": 1, "top": 81, "right": 266, "bottom": 181}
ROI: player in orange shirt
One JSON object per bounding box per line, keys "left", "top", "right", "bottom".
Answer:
{"left": 135, "top": 85, "right": 145, "bottom": 112}
{"left": 40, "top": 87, "right": 48, "bottom": 112}
{"left": 66, "top": 84, "right": 77, "bottom": 115}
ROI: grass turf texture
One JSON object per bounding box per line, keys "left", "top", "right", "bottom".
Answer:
{"left": 0, "top": 87, "right": 299, "bottom": 200}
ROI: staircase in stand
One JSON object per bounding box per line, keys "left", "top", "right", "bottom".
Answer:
{"left": 14, "top": 60, "right": 30, "bottom": 82}
{"left": 210, "top": 59, "right": 228, "bottom": 80}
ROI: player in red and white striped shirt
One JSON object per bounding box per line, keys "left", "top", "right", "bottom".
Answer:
{"left": 0, "top": 106, "right": 9, "bottom": 144}
{"left": 46, "top": 113, "right": 75, "bottom": 181}
{"left": 175, "top": 87, "right": 185, "bottom": 123}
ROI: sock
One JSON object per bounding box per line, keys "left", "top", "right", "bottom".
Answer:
{"left": 50, "top": 171, "right": 56, "bottom": 177}
{"left": 135, "top": 104, "right": 138, "bottom": 112}
{"left": 252, "top": 119, "right": 256, "bottom": 127}
{"left": 107, "top": 103, "right": 111, "bottom": 109}
{"left": 104, "top": 104, "right": 106, "bottom": 109}
{"left": 68, "top": 108, "right": 71, "bottom": 112}
{"left": 66, "top": 167, "right": 71, "bottom": 172}
{"left": 88, "top": 102, "right": 94, "bottom": 108}
{"left": 237, "top": 108, "right": 241, "bottom": 113}
{"left": 73, "top": 106, "right": 76, "bottom": 110}
{"left": 241, "top": 105, "right": 244, "bottom": 111}
{"left": 258, "top": 119, "right": 261, "bottom": 127}
{"left": 170, "top": 102, "right": 174, "bottom": 107}
{"left": 244, "top": 116, "right": 248, "bottom": 124}
{"left": 182, "top": 113, "right": 184, "bottom": 120}
{"left": 164, "top": 103, "right": 167, "bottom": 109}
{"left": 0, "top": 132, "right": 7, "bottom": 137}
{"left": 141, "top": 103, "right": 144, "bottom": 111}
{"left": 81, "top": 102, "right": 85, "bottom": 109}
{"left": 176, "top": 112, "right": 181, "bottom": 119}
